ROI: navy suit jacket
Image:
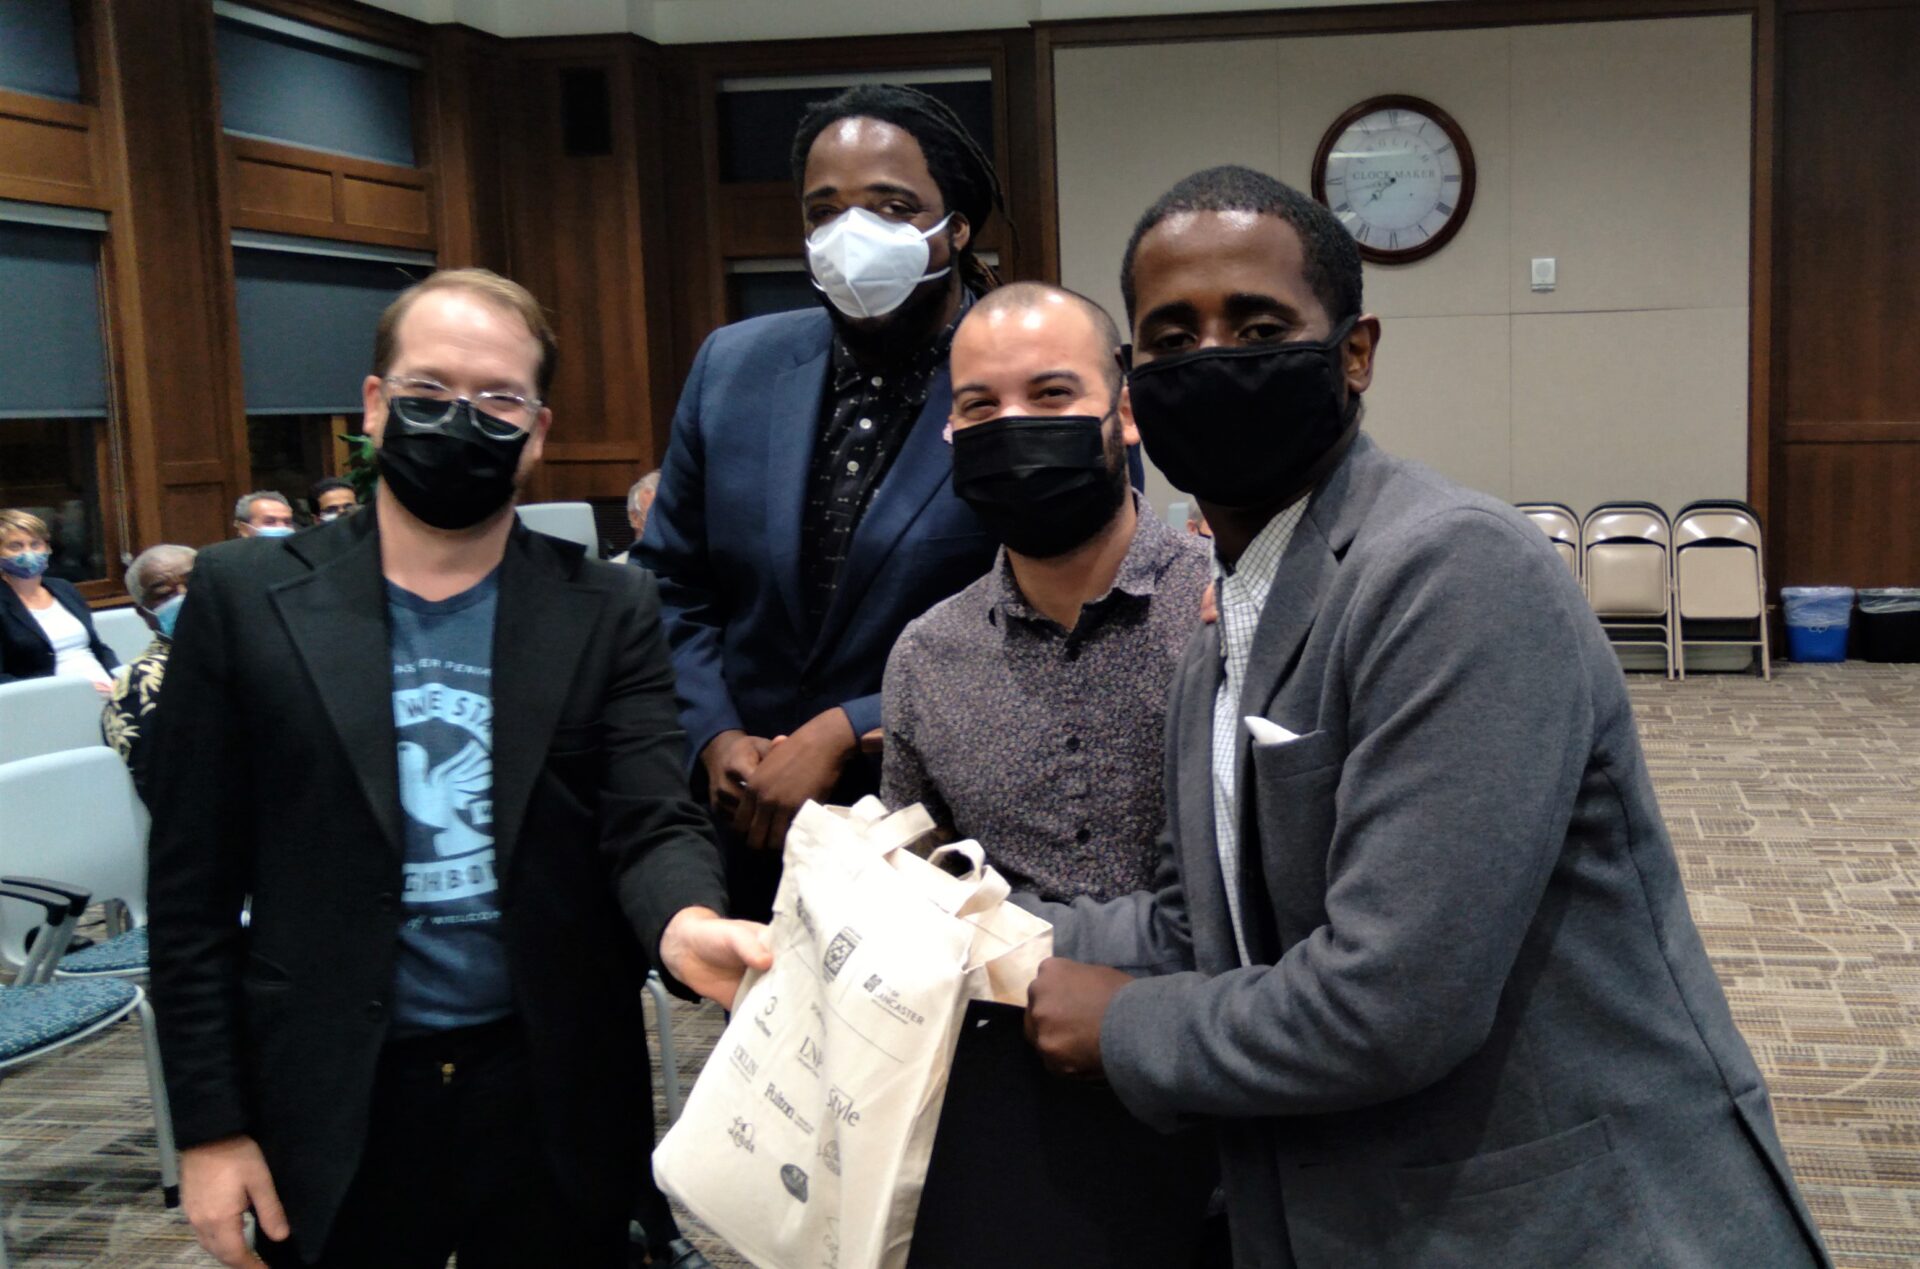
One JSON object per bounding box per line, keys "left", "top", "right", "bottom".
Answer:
{"left": 640, "top": 307, "right": 996, "bottom": 775}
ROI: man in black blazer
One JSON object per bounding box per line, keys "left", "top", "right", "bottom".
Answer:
{"left": 149, "top": 269, "right": 767, "bottom": 1269}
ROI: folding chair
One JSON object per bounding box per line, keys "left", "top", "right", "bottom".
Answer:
{"left": 0, "top": 748, "right": 180, "bottom": 1205}
{"left": 1673, "top": 500, "right": 1771, "bottom": 679}
{"left": 645, "top": 971, "right": 681, "bottom": 1122}
{"left": 1582, "top": 502, "right": 1678, "bottom": 679}
{"left": 1515, "top": 502, "right": 1582, "bottom": 582}
{"left": 0, "top": 676, "right": 105, "bottom": 764}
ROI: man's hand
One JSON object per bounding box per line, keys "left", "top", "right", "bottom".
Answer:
{"left": 701, "top": 729, "right": 773, "bottom": 834}
{"left": 661, "top": 906, "right": 773, "bottom": 1010}
{"left": 1024, "top": 957, "right": 1135, "bottom": 1080}
{"left": 180, "top": 1135, "right": 287, "bottom": 1266}
{"left": 742, "top": 707, "right": 855, "bottom": 852}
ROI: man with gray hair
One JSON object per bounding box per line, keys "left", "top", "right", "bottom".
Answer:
{"left": 104, "top": 543, "right": 196, "bottom": 804}
{"left": 610, "top": 470, "right": 660, "bottom": 565}
{"left": 233, "top": 490, "right": 295, "bottom": 539}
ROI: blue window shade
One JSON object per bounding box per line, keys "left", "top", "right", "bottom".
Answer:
{"left": 719, "top": 79, "right": 994, "bottom": 184}
{"left": 234, "top": 248, "right": 428, "bottom": 414}
{"left": 0, "top": 221, "right": 107, "bottom": 418}
{"left": 216, "top": 20, "right": 416, "bottom": 166}
{"left": 0, "top": 0, "right": 83, "bottom": 103}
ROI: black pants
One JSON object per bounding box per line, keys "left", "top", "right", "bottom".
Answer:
{"left": 257, "top": 1019, "right": 627, "bottom": 1269}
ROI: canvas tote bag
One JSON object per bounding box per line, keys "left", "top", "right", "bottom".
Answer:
{"left": 654, "top": 798, "right": 1053, "bottom": 1269}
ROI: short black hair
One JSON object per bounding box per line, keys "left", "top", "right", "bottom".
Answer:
{"left": 790, "top": 84, "right": 1004, "bottom": 294}
{"left": 309, "top": 476, "right": 354, "bottom": 508}
{"left": 1119, "top": 165, "right": 1363, "bottom": 327}
{"left": 967, "top": 282, "right": 1124, "bottom": 398}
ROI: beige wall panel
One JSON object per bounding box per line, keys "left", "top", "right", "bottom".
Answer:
{"left": 1510, "top": 306, "right": 1747, "bottom": 515}
{"left": 1055, "top": 40, "right": 1283, "bottom": 332}
{"left": 1363, "top": 315, "right": 1512, "bottom": 498}
{"left": 1273, "top": 28, "right": 1511, "bottom": 319}
{"left": 1509, "top": 16, "right": 1750, "bottom": 314}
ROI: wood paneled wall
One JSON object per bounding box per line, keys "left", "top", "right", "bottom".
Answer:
{"left": 1768, "top": 0, "right": 1920, "bottom": 586}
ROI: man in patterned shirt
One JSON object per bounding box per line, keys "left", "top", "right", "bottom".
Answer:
{"left": 881, "top": 283, "right": 1208, "bottom": 902}
{"left": 103, "top": 543, "right": 194, "bottom": 805}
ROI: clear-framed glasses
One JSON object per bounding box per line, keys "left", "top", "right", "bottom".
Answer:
{"left": 383, "top": 376, "right": 541, "bottom": 441}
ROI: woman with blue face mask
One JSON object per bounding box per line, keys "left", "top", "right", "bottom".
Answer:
{"left": 0, "top": 507, "right": 118, "bottom": 692}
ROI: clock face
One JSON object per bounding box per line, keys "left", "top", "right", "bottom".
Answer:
{"left": 1313, "top": 96, "right": 1475, "bottom": 264}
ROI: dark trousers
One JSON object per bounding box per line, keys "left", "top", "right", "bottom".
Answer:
{"left": 257, "top": 1019, "right": 627, "bottom": 1269}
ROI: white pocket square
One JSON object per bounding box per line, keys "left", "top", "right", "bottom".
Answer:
{"left": 1244, "top": 715, "right": 1301, "bottom": 745}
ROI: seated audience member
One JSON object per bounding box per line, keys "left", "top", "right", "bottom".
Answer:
{"left": 0, "top": 508, "right": 118, "bottom": 692}
{"left": 103, "top": 544, "right": 195, "bottom": 804}
{"left": 609, "top": 470, "right": 659, "bottom": 565}
{"left": 1021, "top": 165, "right": 1831, "bottom": 1267}
{"left": 233, "top": 490, "right": 295, "bottom": 539}
{"left": 881, "top": 283, "right": 1208, "bottom": 902}
{"left": 309, "top": 477, "right": 360, "bottom": 524}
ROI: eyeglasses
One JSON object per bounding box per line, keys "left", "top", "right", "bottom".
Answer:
{"left": 383, "top": 376, "right": 542, "bottom": 441}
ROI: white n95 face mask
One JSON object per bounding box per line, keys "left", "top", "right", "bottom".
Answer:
{"left": 806, "top": 207, "right": 952, "bottom": 319}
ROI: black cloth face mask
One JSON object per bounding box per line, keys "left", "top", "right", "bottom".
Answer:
{"left": 1126, "top": 316, "right": 1360, "bottom": 510}
{"left": 376, "top": 397, "right": 531, "bottom": 531}
{"left": 950, "top": 411, "right": 1128, "bottom": 559}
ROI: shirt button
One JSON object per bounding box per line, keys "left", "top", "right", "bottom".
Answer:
{"left": 376, "top": 891, "right": 396, "bottom": 912}
{"left": 858, "top": 418, "right": 873, "bottom": 430}
{"left": 1064, "top": 736, "right": 1081, "bottom": 752}
{"left": 1075, "top": 827, "right": 1092, "bottom": 845}
{"left": 870, "top": 376, "right": 884, "bottom": 388}
{"left": 364, "top": 1000, "right": 386, "bottom": 1022}
{"left": 847, "top": 459, "right": 861, "bottom": 474}
{"left": 1063, "top": 646, "right": 1080, "bottom": 662}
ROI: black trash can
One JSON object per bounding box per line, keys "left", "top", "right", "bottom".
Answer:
{"left": 1854, "top": 589, "right": 1920, "bottom": 663}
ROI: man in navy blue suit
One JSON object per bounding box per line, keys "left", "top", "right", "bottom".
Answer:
{"left": 640, "top": 85, "right": 1001, "bottom": 920}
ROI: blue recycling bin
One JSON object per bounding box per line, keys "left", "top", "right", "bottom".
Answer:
{"left": 1781, "top": 586, "right": 1854, "bottom": 662}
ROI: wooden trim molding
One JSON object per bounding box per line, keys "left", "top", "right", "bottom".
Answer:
{"left": 226, "top": 135, "right": 434, "bottom": 250}
{"left": 1036, "top": 0, "right": 1759, "bottom": 47}
{"left": 0, "top": 88, "right": 108, "bottom": 208}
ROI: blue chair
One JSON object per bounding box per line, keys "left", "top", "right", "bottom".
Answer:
{"left": 0, "top": 878, "right": 146, "bottom": 1268}
{"left": 0, "top": 749, "right": 179, "bottom": 1206}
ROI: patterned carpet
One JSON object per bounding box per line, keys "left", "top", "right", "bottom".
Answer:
{"left": 1, "top": 663, "right": 1914, "bottom": 1267}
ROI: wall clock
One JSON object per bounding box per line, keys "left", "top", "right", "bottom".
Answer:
{"left": 1311, "top": 95, "right": 1475, "bottom": 265}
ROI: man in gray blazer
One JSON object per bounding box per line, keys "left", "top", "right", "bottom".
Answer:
{"left": 1022, "top": 166, "right": 1830, "bottom": 1268}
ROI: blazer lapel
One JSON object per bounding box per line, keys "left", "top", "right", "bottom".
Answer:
{"left": 271, "top": 518, "right": 406, "bottom": 860}
{"left": 486, "top": 526, "right": 606, "bottom": 883}
{"left": 765, "top": 339, "right": 833, "bottom": 646}
{"left": 808, "top": 374, "right": 955, "bottom": 667}
{"left": 1176, "top": 628, "right": 1241, "bottom": 976}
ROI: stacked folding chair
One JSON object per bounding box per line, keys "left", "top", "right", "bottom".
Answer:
{"left": 1673, "top": 500, "right": 1771, "bottom": 679}
{"left": 1516, "top": 503, "right": 1583, "bottom": 583}
{"left": 1582, "top": 502, "right": 1678, "bottom": 679}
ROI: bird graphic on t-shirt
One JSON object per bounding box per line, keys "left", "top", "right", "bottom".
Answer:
{"left": 397, "top": 739, "right": 492, "bottom": 857}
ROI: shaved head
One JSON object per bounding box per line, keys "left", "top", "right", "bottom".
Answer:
{"left": 964, "top": 282, "right": 1123, "bottom": 397}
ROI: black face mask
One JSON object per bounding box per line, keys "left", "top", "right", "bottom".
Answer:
{"left": 951, "top": 412, "right": 1128, "bottom": 559}
{"left": 376, "top": 398, "right": 531, "bottom": 531}
{"left": 1126, "top": 316, "right": 1360, "bottom": 510}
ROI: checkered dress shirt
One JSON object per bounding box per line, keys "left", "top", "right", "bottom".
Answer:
{"left": 1211, "top": 501, "right": 1308, "bottom": 965}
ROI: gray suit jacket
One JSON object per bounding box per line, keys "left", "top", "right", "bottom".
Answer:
{"left": 1029, "top": 437, "right": 1830, "bottom": 1268}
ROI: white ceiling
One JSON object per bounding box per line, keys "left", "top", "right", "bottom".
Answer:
{"left": 361, "top": 0, "right": 1436, "bottom": 45}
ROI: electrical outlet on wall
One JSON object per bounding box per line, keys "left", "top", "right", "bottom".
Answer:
{"left": 1530, "top": 258, "right": 1557, "bottom": 291}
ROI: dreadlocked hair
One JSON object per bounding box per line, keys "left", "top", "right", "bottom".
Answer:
{"left": 790, "top": 83, "right": 1005, "bottom": 296}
